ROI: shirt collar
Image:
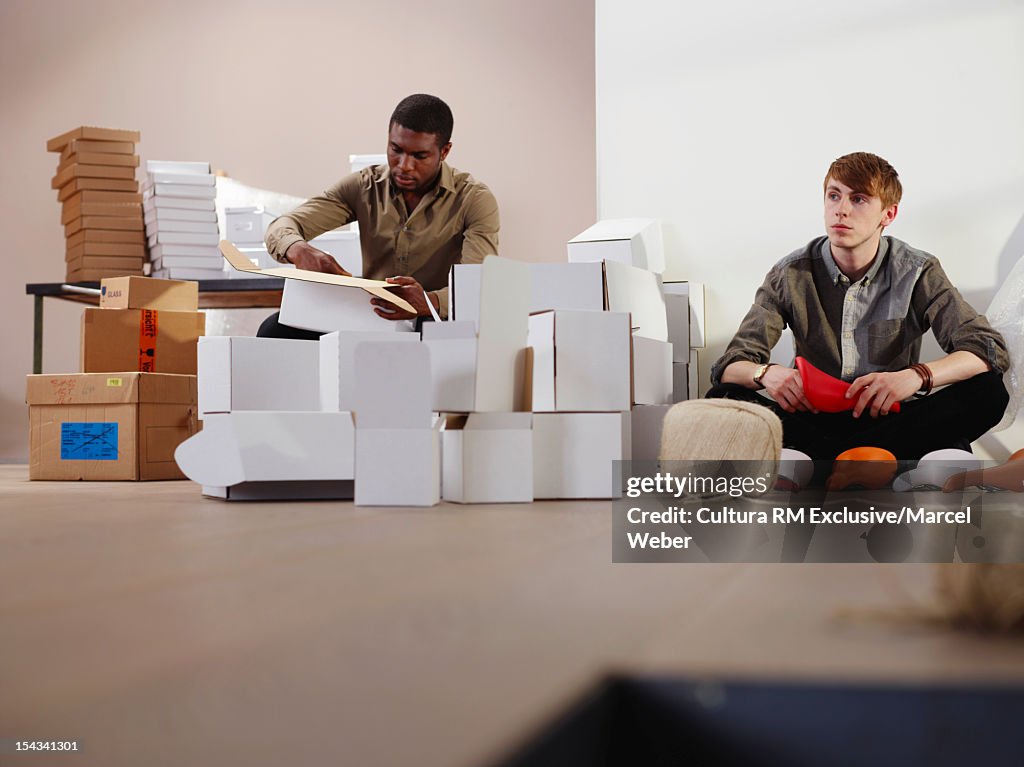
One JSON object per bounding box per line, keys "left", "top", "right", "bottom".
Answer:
{"left": 821, "top": 236, "right": 890, "bottom": 286}
{"left": 378, "top": 161, "right": 454, "bottom": 197}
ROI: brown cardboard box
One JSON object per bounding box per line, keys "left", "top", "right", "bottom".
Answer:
{"left": 100, "top": 276, "right": 199, "bottom": 311}
{"left": 46, "top": 126, "right": 140, "bottom": 152}
{"left": 63, "top": 190, "right": 143, "bottom": 206}
{"left": 57, "top": 177, "right": 139, "bottom": 201}
{"left": 51, "top": 163, "right": 136, "bottom": 189}
{"left": 26, "top": 372, "right": 198, "bottom": 480}
{"left": 66, "top": 268, "right": 145, "bottom": 282}
{"left": 60, "top": 152, "right": 140, "bottom": 168}
{"left": 66, "top": 241, "right": 147, "bottom": 261}
{"left": 81, "top": 308, "right": 205, "bottom": 374}
{"left": 62, "top": 200, "right": 141, "bottom": 225}
{"left": 65, "top": 215, "right": 144, "bottom": 237}
{"left": 66, "top": 228, "right": 146, "bottom": 248}
{"left": 59, "top": 139, "right": 136, "bottom": 160}
{"left": 67, "top": 255, "right": 146, "bottom": 272}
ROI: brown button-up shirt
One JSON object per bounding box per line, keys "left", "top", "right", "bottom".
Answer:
{"left": 711, "top": 236, "right": 1009, "bottom": 385}
{"left": 265, "top": 162, "right": 499, "bottom": 318}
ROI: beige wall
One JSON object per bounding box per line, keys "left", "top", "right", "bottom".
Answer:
{"left": 0, "top": 0, "right": 596, "bottom": 462}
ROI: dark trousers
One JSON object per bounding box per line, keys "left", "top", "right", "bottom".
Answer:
{"left": 706, "top": 371, "right": 1009, "bottom": 461}
{"left": 257, "top": 312, "right": 324, "bottom": 341}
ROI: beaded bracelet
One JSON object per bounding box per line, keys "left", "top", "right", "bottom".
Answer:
{"left": 910, "top": 362, "right": 933, "bottom": 396}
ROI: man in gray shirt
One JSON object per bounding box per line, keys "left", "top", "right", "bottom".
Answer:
{"left": 710, "top": 152, "right": 1009, "bottom": 460}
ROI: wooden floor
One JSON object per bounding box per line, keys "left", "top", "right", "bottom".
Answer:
{"left": 3, "top": 465, "right": 1024, "bottom": 766}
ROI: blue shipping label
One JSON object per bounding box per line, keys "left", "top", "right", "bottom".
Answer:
{"left": 61, "top": 422, "right": 118, "bottom": 460}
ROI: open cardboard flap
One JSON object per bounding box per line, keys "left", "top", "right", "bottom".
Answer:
{"left": 220, "top": 239, "right": 415, "bottom": 315}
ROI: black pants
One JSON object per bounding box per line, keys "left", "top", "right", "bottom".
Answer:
{"left": 256, "top": 312, "right": 324, "bottom": 340}
{"left": 706, "top": 371, "right": 1009, "bottom": 461}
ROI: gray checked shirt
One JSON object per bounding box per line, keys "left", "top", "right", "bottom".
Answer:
{"left": 711, "top": 236, "right": 1009, "bottom": 384}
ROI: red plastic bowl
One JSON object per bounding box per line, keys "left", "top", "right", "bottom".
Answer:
{"left": 796, "top": 357, "right": 900, "bottom": 414}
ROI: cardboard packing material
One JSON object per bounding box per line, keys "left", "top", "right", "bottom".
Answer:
{"left": 67, "top": 228, "right": 146, "bottom": 247}
{"left": 664, "top": 291, "right": 690, "bottom": 362}
{"left": 81, "top": 308, "right": 205, "bottom": 374}
{"left": 149, "top": 231, "right": 220, "bottom": 246}
{"left": 65, "top": 215, "right": 144, "bottom": 237}
{"left": 353, "top": 342, "right": 440, "bottom": 507}
{"left": 142, "top": 182, "right": 216, "bottom": 200}
{"left": 567, "top": 218, "right": 665, "bottom": 274}
{"left": 26, "top": 372, "right": 197, "bottom": 481}
{"left": 66, "top": 242, "right": 146, "bottom": 261}
{"left": 57, "top": 177, "right": 139, "bottom": 201}
{"left": 67, "top": 268, "right": 144, "bottom": 282}
{"left": 100, "top": 276, "right": 198, "bottom": 311}
{"left": 528, "top": 310, "right": 631, "bottom": 412}
{"left": 67, "top": 255, "right": 145, "bottom": 272}
{"left": 672, "top": 361, "right": 689, "bottom": 402}
{"left": 61, "top": 152, "right": 140, "bottom": 168}
{"left": 175, "top": 411, "right": 355, "bottom": 489}
{"left": 225, "top": 207, "right": 276, "bottom": 244}
{"left": 197, "top": 336, "right": 320, "bottom": 416}
{"left": 603, "top": 259, "right": 668, "bottom": 342}
{"left": 144, "top": 205, "right": 217, "bottom": 223}
{"left": 47, "top": 126, "right": 140, "bottom": 152}
{"left": 533, "top": 412, "right": 631, "bottom": 499}
{"left": 65, "top": 190, "right": 143, "bottom": 207}
{"left": 220, "top": 240, "right": 416, "bottom": 333}
{"left": 62, "top": 201, "right": 141, "bottom": 225}
{"left": 689, "top": 349, "right": 700, "bottom": 399}
{"left": 319, "top": 331, "right": 419, "bottom": 412}
{"left": 52, "top": 163, "right": 136, "bottom": 189}
{"left": 60, "top": 139, "right": 136, "bottom": 158}
{"left": 631, "top": 404, "right": 672, "bottom": 462}
{"left": 146, "top": 160, "right": 211, "bottom": 175}
{"left": 422, "top": 321, "right": 478, "bottom": 413}
{"left": 663, "top": 280, "right": 706, "bottom": 348}
{"left": 442, "top": 413, "right": 534, "bottom": 503}
{"left": 632, "top": 335, "right": 673, "bottom": 406}
{"left": 449, "top": 261, "right": 604, "bottom": 329}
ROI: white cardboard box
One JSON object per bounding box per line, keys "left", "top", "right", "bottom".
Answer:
{"left": 664, "top": 292, "right": 690, "bottom": 362}
{"left": 663, "top": 281, "right": 706, "bottom": 349}
{"left": 319, "top": 331, "right": 420, "bottom": 413}
{"left": 198, "top": 336, "right": 320, "bottom": 417}
{"left": 149, "top": 231, "right": 221, "bottom": 247}
{"left": 421, "top": 321, "right": 478, "bottom": 413}
{"left": 143, "top": 182, "right": 217, "bottom": 199}
{"left": 225, "top": 206, "right": 277, "bottom": 244}
{"left": 528, "top": 310, "right": 631, "bottom": 412}
{"left": 689, "top": 349, "right": 700, "bottom": 399}
{"left": 672, "top": 361, "right": 689, "bottom": 402}
{"left": 145, "top": 160, "right": 212, "bottom": 176}
{"left": 310, "top": 229, "right": 362, "bottom": 277}
{"left": 219, "top": 240, "right": 417, "bottom": 334}
{"left": 145, "top": 218, "right": 220, "bottom": 234}
{"left": 352, "top": 341, "right": 439, "bottom": 506}
{"left": 153, "top": 254, "right": 226, "bottom": 270}
{"left": 442, "top": 412, "right": 533, "bottom": 503}
{"left": 632, "top": 335, "right": 673, "bottom": 406}
{"left": 533, "top": 412, "right": 631, "bottom": 499}
{"left": 175, "top": 411, "right": 355, "bottom": 488}
{"left": 631, "top": 404, "right": 672, "bottom": 463}
{"left": 144, "top": 195, "right": 217, "bottom": 212}
{"left": 449, "top": 261, "right": 605, "bottom": 329}
{"left": 143, "top": 205, "right": 217, "bottom": 223}
{"left": 604, "top": 260, "right": 668, "bottom": 342}
{"left": 567, "top": 218, "right": 664, "bottom": 274}
{"left": 349, "top": 154, "right": 385, "bottom": 173}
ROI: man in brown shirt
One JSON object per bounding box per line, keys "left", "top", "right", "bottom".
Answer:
{"left": 259, "top": 94, "right": 499, "bottom": 337}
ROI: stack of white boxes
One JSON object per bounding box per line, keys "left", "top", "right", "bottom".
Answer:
{"left": 144, "top": 161, "right": 221, "bottom": 280}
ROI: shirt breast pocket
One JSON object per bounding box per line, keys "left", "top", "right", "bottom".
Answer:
{"left": 867, "top": 318, "right": 907, "bottom": 366}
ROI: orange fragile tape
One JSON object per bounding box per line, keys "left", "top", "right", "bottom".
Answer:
{"left": 139, "top": 309, "right": 158, "bottom": 372}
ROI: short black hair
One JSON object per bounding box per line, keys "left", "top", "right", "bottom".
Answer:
{"left": 389, "top": 94, "right": 454, "bottom": 146}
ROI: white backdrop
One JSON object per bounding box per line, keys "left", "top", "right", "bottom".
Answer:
{"left": 596, "top": 0, "right": 1024, "bottom": 396}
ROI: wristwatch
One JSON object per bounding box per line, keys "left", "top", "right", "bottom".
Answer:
{"left": 753, "top": 362, "right": 775, "bottom": 389}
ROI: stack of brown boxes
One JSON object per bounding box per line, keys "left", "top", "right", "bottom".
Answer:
{"left": 46, "top": 126, "right": 146, "bottom": 282}
{"left": 26, "top": 276, "right": 205, "bottom": 480}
